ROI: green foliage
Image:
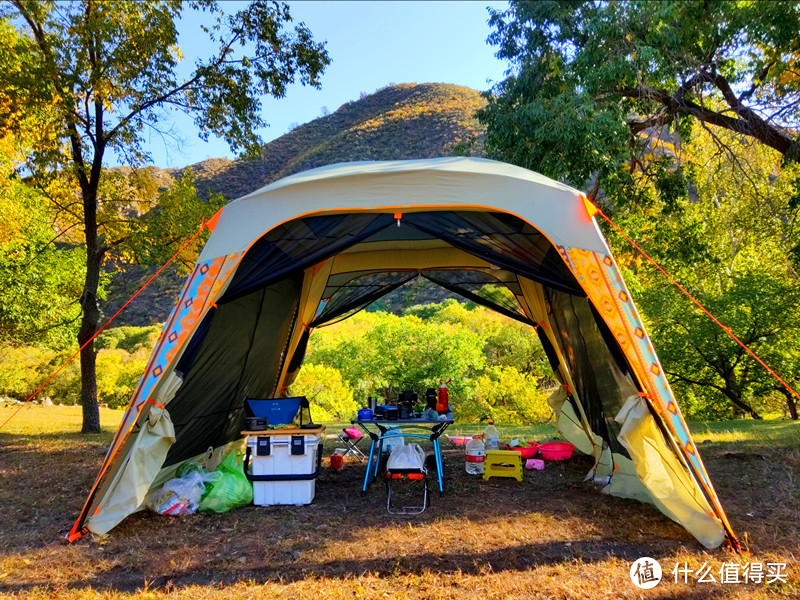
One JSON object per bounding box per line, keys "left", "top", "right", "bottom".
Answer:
{"left": 0, "top": 325, "right": 157, "bottom": 408}
{"left": 0, "top": 345, "right": 81, "bottom": 405}
{"left": 480, "top": 3, "right": 800, "bottom": 419}
{"left": 124, "top": 170, "right": 225, "bottom": 273}
{"left": 307, "top": 311, "right": 487, "bottom": 406}
{"left": 465, "top": 366, "right": 551, "bottom": 424}
{"left": 0, "top": 66, "right": 83, "bottom": 348}
{"left": 0, "top": 0, "right": 330, "bottom": 431}
{"left": 288, "top": 364, "right": 358, "bottom": 422}
{"left": 1, "top": 1, "right": 330, "bottom": 162}
{"left": 303, "top": 306, "right": 556, "bottom": 424}
{"left": 95, "top": 325, "right": 161, "bottom": 352}
{"left": 623, "top": 125, "right": 800, "bottom": 419}
{"left": 479, "top": 0, "right": 800, "bottom": 202}
{"left": 404, "top": 300, "right": 552, "bottom": 380}
{"left": 95, "top": 347, "right": 150, "bottom": 408}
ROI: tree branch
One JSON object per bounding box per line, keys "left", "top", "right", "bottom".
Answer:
{"left": 665, "top": 369, "right": 727, "bottom": 394}
{"left": 614, "top": 83, "right": 799, "bottom": 157}
{"left": 20, "top": 222, "right": 82, "bottom": 269}
{"left": 104, "top": 28, "right": 244, "bottom": 144}
{"left": 738, "top": 61, "right": 775, "bottom": 103}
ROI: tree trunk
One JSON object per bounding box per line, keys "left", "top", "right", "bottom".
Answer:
{"left": 778, "top": 387, "right": 799, "bottom": 420}
{"left": 724, "top": 389, "right": 762, "bottom": 420}
{"left": 79, "top": 183, "right": 103, "bottom": 434}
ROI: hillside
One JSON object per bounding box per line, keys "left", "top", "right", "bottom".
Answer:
{"left": 143, "top": 82, "right": 486, "bottom": 202}
{"left": 107, "top": 83, "right": 487, "bottom": 325}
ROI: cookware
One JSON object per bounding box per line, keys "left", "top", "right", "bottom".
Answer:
{"left": 245, "top": 417, "right": 268, "bottom": 431}
{"left": 425, "top": 388, "right": 437, "bottom": 411}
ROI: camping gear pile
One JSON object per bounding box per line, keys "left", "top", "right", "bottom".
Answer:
{"left": 148, "top": 452, "right": 252, "bottom": 516}
{"left": 243, "top": 398, "right": 324, "bottom": 506}
{"left": 460, "top": 425, "right": 577, "bottom": 475}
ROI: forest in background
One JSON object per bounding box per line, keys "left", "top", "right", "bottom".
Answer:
{"left": 2, "top": 2, "right": 800, "bottom": 426}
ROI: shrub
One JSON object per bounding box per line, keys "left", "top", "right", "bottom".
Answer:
{"left": 288, "top": 364, "right": 358, "bottom": 421}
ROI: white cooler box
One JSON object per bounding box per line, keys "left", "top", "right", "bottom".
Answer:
{"left": 245, "top": 433, "right": 322, "bottom": 506}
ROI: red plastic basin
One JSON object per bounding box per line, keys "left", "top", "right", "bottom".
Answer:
{"left": 503, "top": 442, "right": 540, "bottom": 459}
{"left": 447, "top": 435, "right": 472, "bottom": 446}
{"left": 539, "top": 442, "right": 575, "bottom": 461}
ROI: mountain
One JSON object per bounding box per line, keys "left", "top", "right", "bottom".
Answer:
{"left": 143, "top": 82, "right": 487, "bottom": 202}
{"left": 107, "top": 83, "right": 488, "bottom": 325}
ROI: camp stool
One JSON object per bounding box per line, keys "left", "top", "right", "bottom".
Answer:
{"left": 482, "top": 450, "right": 523, "bottom": 482}
{"left": 338, "top": 427, "right": 368, "bottom": 461}
{"left": 385, "top": 468, "right": 428, "bottom": 515}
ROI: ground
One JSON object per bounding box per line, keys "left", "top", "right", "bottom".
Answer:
{"left": 0, "top": 405, "right": 798, "bottom": 599}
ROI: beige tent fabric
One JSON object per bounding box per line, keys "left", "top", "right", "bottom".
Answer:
{"left": 86, "top": 406, "right": 175, "bottom": 536}
{"left": 614, "top": 395, "right": 725, "bottom": 548}
{"left": 277, "top": 259, "right": 335, "bottom": 392}
{"left": 546, "top": 387, "right": 596, "bottom": 456}
{"left": 330, "top": 247, "right": 492, "bottom": 273}
{"left": 601, "top": 453, "right": 659, "bottom": 503}
{"left": 199, "top": 158, "right": 609, "bottom": 261}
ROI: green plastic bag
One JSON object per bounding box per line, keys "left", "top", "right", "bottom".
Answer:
{"left": 198, "top": 451, "right": 253, "bottom": 513}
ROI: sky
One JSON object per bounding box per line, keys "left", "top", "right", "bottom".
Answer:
{"left": 141, "top": 1, "right": 510, "bottom": 169}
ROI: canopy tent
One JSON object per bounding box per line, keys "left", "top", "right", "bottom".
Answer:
{"left": 68, "top": 157, "right": 739, "bottom": 551}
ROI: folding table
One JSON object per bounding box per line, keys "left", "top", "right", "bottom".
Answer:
{"left": 352, "top": 418, "right": 453, "bottom": 497}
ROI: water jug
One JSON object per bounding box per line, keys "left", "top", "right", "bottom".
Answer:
{"left": 465, "top": 436, "right": 485, "bottom": 475}
{"left": 483, "top": 422, "right": 500, "bottom": 450}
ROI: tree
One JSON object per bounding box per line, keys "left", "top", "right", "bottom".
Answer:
{"left": 625, "top": 124, "right": 800, "bottom": 420}
{"left": 479, "top": 1, "right": 800, "bottom": 201}
{"left": 0, "top": 136, "right": 84, "bottom": 348}
{"left": 0, "top": 1, "right": 329, "bottom": 432}
{"left": 479, "top": 1, "right": 800, "bottom": 420}
{"left": 306, "top": 311, "right": 487, "bottom": 406}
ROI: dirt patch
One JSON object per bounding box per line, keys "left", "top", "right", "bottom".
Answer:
{"left": 1, "top": 426, "right": 798, "bottom": 599}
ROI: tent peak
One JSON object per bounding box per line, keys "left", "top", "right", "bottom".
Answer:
{"left": 234, "top": 157, "right": 581, "bottom": 204}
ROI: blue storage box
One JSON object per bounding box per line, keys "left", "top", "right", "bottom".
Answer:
{"left": 245, "top": 397, "right": 304, "bottom": 425}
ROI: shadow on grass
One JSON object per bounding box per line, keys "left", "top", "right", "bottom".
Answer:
{"left": 1, "top": 420, "right": 798, "bottom": 596}
{"left": 1, "top": 538, "right": 666, "bottom": 594}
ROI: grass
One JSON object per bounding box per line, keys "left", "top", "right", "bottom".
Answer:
{"left": 1, "top": 405, "right": 798, "bottom": 599}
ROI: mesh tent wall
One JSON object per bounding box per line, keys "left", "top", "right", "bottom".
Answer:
{"left": 68, "top": 158, "right": 738, "bottom": 550}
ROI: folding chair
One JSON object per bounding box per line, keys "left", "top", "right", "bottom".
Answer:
{"left": 385, "top": 469, "right": 428, "bottom": 515}
{"left": 384, "top": 443, "right": 428, "bottom": 515}
{"left": 338, "top": 426, "right": 368, "bottom": 461}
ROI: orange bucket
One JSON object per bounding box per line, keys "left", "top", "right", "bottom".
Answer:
{"left": 330, "top": 454, "right": 344, "bottom": 471}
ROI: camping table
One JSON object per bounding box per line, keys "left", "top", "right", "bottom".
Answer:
{"left": 352, "top": 418, "right": 453, "bottom": 497}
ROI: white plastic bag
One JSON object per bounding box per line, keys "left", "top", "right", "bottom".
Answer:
{"left": 387, "top": 443, "right": 426, "bottom": 472}
{"left": 383, "top": 427, "right": 405, "bottom": 452}
{"left": 148, "top": 471, "right": 221, "bottom": 516}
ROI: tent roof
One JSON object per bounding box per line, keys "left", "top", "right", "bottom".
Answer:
{"left": 199, "top": 157, "right": 610, "bottom": 261}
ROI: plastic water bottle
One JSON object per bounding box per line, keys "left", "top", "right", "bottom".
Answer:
{"left": 465, "top": 436, "right": 485, "bottom": 474}
{"left": 483, "top": 421, "right": 500, "bottom": 450}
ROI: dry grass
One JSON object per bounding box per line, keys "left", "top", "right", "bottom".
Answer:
{"left": 1, "top": 406, "right": 798, "bottom": 599}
